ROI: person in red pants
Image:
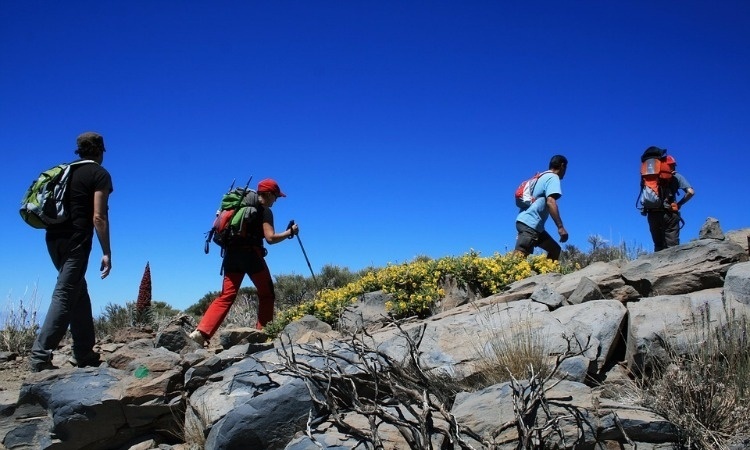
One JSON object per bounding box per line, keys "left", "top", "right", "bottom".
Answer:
{"left": 189, "top": 178, "right": 298, "bottom": 346}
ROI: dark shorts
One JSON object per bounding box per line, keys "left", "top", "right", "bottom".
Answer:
{"left": 222, "top": 245, "right": 268, "bottom": 274}
{"left": 514, "top": 221, "right": 555, "bottom": 255}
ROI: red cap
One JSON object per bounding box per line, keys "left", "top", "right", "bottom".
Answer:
{"left": 664, "top": 155, "right": 677, "bottom": 166}
{"left": 257, "top": 178, "right": 286, "bottom": 197}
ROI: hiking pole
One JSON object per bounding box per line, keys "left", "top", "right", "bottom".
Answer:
{"left": 287, "top": 220, "right": 317, "bottom": 284}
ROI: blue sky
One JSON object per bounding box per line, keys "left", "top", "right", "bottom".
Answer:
{"left": 2, "top": 1, "right": 749, "bottom": 317}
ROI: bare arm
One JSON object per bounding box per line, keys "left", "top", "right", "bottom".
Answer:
{"left": 93, "top": 190, "right": 111, "bottom": 279}
{"left": 678, "top": 187, "right": 695, "bottom": 207}
{"left": 546, "top": 195, "right": 568, "bottom": 243}
{"left": 263, "top": 221, "right": 299, "bottom": 245}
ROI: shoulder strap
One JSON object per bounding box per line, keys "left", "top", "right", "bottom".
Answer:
{"left": 529, "top": 170, "right": 553, "bottom": 191}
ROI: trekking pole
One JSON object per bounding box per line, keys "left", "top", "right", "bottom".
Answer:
{"left": 287, "top": 220, "right": 317, "bottom": 284}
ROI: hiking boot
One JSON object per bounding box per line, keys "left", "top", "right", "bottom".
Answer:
{"left": 189, "top": 330, "right": 207, "bottom": 347}
{"left": 69, "top": 351, "right": 101, "bottom": 368}
{"left": 29, "top": 359, "right": 58, "bottom": 372}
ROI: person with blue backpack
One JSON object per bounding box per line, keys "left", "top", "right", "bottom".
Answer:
{"left": 189, "top": 178, "right": 299, "bottom": 347}
{"left": 513, "top": 155, "right": 569, "bottom": 261}
{"left": 28, "top": 132, "right": 113, "bottom": 372}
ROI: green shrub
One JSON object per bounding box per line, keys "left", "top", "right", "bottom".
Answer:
{"left": 95, "top": 302, "right": 133, "bottom": 339}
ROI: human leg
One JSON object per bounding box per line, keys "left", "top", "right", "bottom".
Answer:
{"left": 536, "top": 230, "right": 562, "bottom": 261}
{"left": 68, "top": 279, "right": 99, "bottom": 365}
{"left": 31, "top": 237, "right": 91, "bottom": 370}
{"left": 248, "top": 249, "right": 275, "bottom": 329}
{"left": 663, "top": 212, "right": 681, "bottom": 248}
{"left": 514, "top": 221, "right": 538, "bottom": 257}
{"left": 196, "top": 271, "right": 244, "bottom": 339}
{"left": 647, "top": 211, "right": 667, "bottom": 252}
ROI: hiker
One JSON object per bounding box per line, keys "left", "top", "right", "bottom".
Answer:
{"left": 29, "top": 132, "right": 113, "bottom": 372}
{"left": 189, "top": 178, "right": 299, "bottom": 346}
{"left": 514, "top": 155, "right": 569, "bottom": 261}
{"left": 644, "top": 154, "right": 694, "bottom": 251}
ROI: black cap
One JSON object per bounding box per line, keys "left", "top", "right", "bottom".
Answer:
{"left": 76, "top": 132, "right": 105, "bottom": 153}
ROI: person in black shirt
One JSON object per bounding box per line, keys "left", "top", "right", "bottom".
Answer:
{"left": 189, "top": 179, "right": 298, "bottom": 346}
{"left": 29, "top": 132, "right": 113, "bottom": 372}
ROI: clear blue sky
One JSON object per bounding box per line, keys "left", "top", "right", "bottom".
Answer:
{"left": 2, "top": 1, "right": 749, "bottom": 317}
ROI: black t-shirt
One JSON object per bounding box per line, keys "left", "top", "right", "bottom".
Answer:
{"left": 240, "top": 205, "right": 274, "bottom": 248}
{"left": 46, "top": 160, "right": 113, "bottom": 240}
{"left": 222, "top": 206, "right": 273, "bottom": 273}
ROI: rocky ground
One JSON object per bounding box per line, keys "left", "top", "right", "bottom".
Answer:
{"left": 0, "top": 356, "right": 27, "bottom": 394}
{"left": 0, "top": 349, "right": 81, "bottom": 400}
{"left": 0, "top": 336, "right": 127, "bottom": 404}
{"left": 0, "top": 353, "right": 32, "bottom": 410}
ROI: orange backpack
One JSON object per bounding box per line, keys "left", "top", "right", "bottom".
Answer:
{"left": 637, "top": 146, "right": 673, "bottom": 210}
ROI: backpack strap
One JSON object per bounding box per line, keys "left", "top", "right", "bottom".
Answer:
{"left": 529, "top": 170, "right": 553, "bottom": 198}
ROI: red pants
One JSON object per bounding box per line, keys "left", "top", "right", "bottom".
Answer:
{"left": 196, "top": 263, "right": 275, "bottom": 337}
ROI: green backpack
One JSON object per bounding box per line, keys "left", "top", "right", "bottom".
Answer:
{"left": 203, "top": 179, "right": 260, "bottom": 255}
{"left": 20, "top": 160, "right": 96, "bottom": 229}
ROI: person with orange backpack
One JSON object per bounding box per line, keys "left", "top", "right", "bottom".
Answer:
{"left": 189, "top": 179, "right": 299, "bottom": 346}
{"left": 513, "top": 154, "right": 569, "bottom": 261}
{"left": 637, "top": 146, "right": 695, "bottom": 251}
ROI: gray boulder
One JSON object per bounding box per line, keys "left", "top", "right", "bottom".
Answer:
{"left": 500, "top": 272, "right": 564, "bottom": 302}
{"left": 451, "top": 379, "right": 677, "bottom": 448}
{"left": 554, "top": 260, "right": 627, "bottom": 299}
{"left": 724, "top": 261, "right": 750, "bottom": 305}
{"left": 530, "top": 283, "right": 565, "bottom": 308}
{"left": 622, "top": 239, "right": 747, "bottom": 296}
{"left": 726, "top": 229, "right": 750, "bottom": 254}
{"left": 552, "top": 300, "right": 627, "bottom": 373}
{"left": 566, "top": 276, "right": 605, "bottom": 305}
{"left": 7, "top": 367, "right": 180, "bottom": 450}
{"left": 699, "top": 216, "right": 725, "bottom": 240}
{"left": 281, "top": 314, "right": 337, "bottom": 344}
{"left": 339, "top": 290, "right": 392, "bottom": 332}
{"left": 205, "top": 378, "right": 315, "bottom": 450}
{"left": 625, "top": 289, "right": 750, "bottom": 375}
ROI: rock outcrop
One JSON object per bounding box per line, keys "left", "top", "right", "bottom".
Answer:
{"left": 2, "top": 225, "right": 748, "bottom": 450}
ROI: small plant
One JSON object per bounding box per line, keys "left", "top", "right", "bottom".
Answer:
{"left": 637, "top": 301, "right": 750, "bottom": 449}
{"left": 0, "top": 286, "right": 41, "bottom": 355}
{"left": 94, "top": 302, "right": 134, "bottom": 340}
{"left": 559, "top": 235, "right": 646, "bottom": 273}
{"left": 223, "top": 292, "right": 258, "bottom": 328}
{"left": 473, "top": 309, "right": 551, "bottom": 386}
{"left": 134, "top": 262, "right": 153, "bottom": 326}
{"left": 182, "top": 398, "right": 211, "bottom": 449}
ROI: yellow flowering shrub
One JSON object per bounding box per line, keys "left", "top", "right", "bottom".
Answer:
{"left": 263, "top": 251, "right": 560, "bottom": 337}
